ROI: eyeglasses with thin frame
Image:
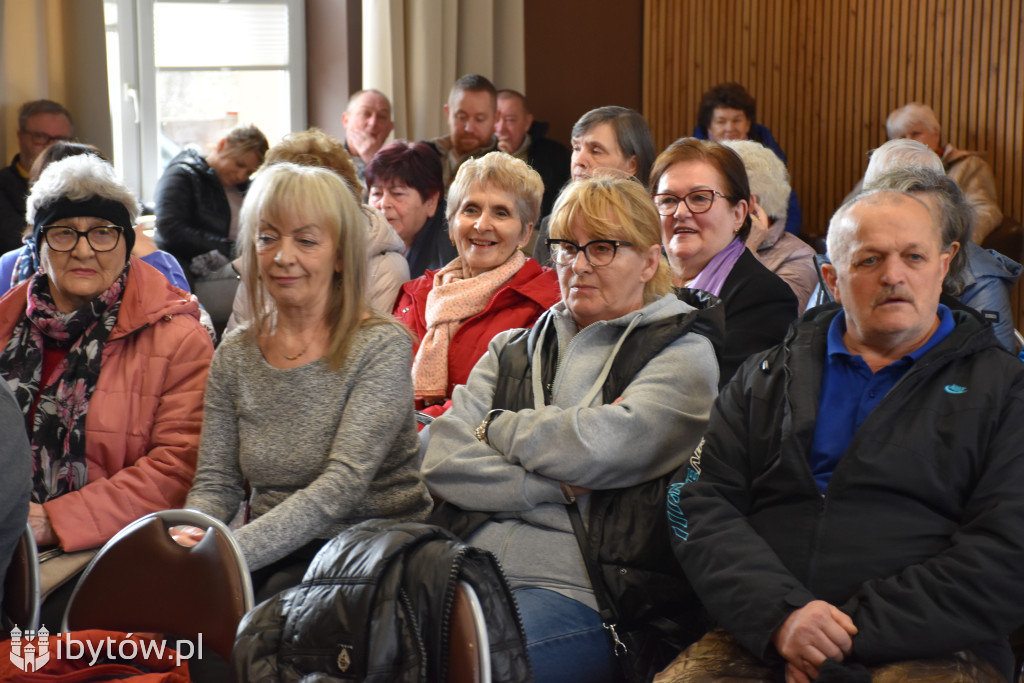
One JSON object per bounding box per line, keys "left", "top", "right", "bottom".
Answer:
{"left": 652, "top": 189, "right": 730, "bottom": 216}
{"left": 41, "top": 225, "right": 124, "bottom": 253}
{"left": 19, "top": 130, "right": 73, "bottom": 146}
{"left": 546, "top": 238, "right": 633, "bottom": 267}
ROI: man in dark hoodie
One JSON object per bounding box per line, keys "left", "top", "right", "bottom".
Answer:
{"left": 662, "top": 189, "right": 1024, "bottom": 682}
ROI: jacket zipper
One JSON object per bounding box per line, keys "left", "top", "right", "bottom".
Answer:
{"left": 438, "top": 547, "right": 467, "bottom": 682}
{"left": 399, "top": 586, "right": 428, "bottom": 682}
{"left": 489, "top": 552, "right": 533, "bottom": 680}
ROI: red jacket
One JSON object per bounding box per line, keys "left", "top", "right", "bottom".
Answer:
{"left": 393, "top": 258, "right": 560, "bottom": 408}
{"left": 0, "top": 258, "right": 214, "bottom": 551}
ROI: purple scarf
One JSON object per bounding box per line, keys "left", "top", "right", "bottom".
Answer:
{"left": 688, "top": 237, "right": 745, "bottom": 296}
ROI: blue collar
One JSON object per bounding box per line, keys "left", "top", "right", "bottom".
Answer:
{"left": 826, "top": 304, "right": 954, "bottom": 366}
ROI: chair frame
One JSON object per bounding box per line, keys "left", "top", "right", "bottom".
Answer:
{"left": 448, "top": 580, "right": 491, "bottom": 683}
{"left": 1, "top": 522, "right": 40, "bottom": 632}
{"left": 61, "top": 509, "right": 254, "bottom": 662}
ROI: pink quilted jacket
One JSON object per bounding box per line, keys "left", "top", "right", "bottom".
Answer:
{"left": 0, "top": 257, "right": 214, "bottom": 551}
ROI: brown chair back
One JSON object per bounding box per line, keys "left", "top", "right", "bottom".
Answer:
{"left": 1, "top": 523, "right": 40, "bottom": 631}
{"left": 61, "top": 510, "right": 253, "bottom": 662}
{"left": 447, "top": 580, "right": 490, "bottom": 683}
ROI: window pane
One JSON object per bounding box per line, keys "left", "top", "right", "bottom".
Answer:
{"left": 153, "top": 3, "right": 288, "bottom": 68}
{"left": 156, "top": 69, "right": 290, "bottom": 170}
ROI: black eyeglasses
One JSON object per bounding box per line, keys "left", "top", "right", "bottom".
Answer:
{"left": 20, "top": 130, "right": 73, "bottom": 146}
{"left": 546, "top": 238, "right": 633, "bottom": 267}
{"left": 652, "top": 189, "right": 730, "bottom": 216}
{"left": 42, "top": 225, "right": 124, "bottom": 252}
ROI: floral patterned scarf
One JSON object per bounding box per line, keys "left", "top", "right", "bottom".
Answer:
{"left": 0, "top": 268, "right": 126, "bottom": 502}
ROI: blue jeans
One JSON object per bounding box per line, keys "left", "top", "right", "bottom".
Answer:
{"left": 514, "top": 587, "right": 622, "bottom": 683}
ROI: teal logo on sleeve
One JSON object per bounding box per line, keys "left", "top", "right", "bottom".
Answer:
{"left": 944, "top": 384, "right": 967, "bottom": 394}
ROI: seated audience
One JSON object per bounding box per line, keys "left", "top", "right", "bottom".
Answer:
{"left": 533, "top": 106, "right": 656, "bottom": 266}
{"left": 652, "top": 138, "right": 798, "bottom": 385}
{"left": 341, "top": 89, "right": 394, "bottom": 186}
{"left": 394, "top": 151, "right": 559, "bottom": 416}
{"left": 0, "top": 154, "right": 213, "bottom": 612}
{"left": 495, "top": 89, "right": 571, "bottom": 222}
{"left": 885, "top": 103, "right": 1002, "bottom": 244}
{"left": 692, "top": 82, "right": 802, "bottom": 235}
{"left": 227, "top": 128, "right": 408, "bottom": 330}
{"left": 424, "top": 176, "right": 721, "bottom": 683}
{"left": 154, "top": 124, "right": 268, "bottom": 280}
{"left": 661, "top": 189, "right": 1024, "bottom": 682}
{"left": 0, "top": 100, "right": 74, "bottom": 252}
{"left": 366, "top": 140, "right": 457, "bottom": 278}
{"left": 178, "top": 163, "right": 431, "bottom": 598}
{"left": 0, "top": 381, "right": 31, "bottom": 618}
{"left": 722, "top": 139, "right": 817, "bottom": 310}
{"left": 426, "top": 74, "right": 499, "bottom": 188}
{"left": 0, "top": 142, "right": 190, "bottom": 296}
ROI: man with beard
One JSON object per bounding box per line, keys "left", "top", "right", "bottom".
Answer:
{"left": 425, "top": 74, "right": 499, "bottom": 188}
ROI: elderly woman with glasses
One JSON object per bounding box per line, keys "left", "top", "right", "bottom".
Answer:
{"left": 394, "top": 151, "right": 560, "bottom": 417}
{"left": 0, "top": 154, "right": 213, "bottom": 556}
{"left": 423, "top": 176, "right": 722, "bottom": 682}
{"left": 653, "top": 137, "right": 798, "bottom": 385}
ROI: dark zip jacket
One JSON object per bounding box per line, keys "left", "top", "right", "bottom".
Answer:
{"left": 154, "top": 149, "right": 245, "bottom": 269}
{"left": 668, "top": 303, "right": 1024, "bottom": 679}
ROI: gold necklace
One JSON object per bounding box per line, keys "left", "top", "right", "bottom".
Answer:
{"left": 282, "top": 336, "right": 311, "bottom": 361}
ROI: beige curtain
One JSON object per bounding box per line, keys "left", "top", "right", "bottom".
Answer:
{"left": 362, "top": 0, "right": 525, "bottom": 142}
{"left": 1, "top": 0, "right": 69, "bottom": 163}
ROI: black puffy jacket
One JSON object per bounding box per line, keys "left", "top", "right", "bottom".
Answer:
{"left": 232, "top": 520, "right": 532, "bottom": 682}
{"left": 154, "top": 149, "right": 239, "bottom": 268}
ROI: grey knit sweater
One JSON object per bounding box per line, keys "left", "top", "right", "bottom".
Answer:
{"left": 186, "top": 323, "right": 432, "bottom": 570}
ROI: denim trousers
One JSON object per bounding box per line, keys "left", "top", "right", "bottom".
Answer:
{"left": 514, "top": 587, "right": 623, "bottom": 683}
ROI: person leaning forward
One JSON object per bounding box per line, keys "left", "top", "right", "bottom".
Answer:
{"left": 660, "top": 189, "right": 1024, "bottom": 683}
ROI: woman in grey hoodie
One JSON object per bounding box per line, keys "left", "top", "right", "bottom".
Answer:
{"left": 423, "top": 176, "right": 721, "bottom": 683}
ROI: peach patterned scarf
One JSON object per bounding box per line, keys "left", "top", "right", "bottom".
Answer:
{"left": 412, "top": 250, "right": 526, "bottom": 401}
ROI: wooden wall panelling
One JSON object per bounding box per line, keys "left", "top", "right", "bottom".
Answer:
{"left": 643, "top": 0, "right": 1024, "bottom": 248}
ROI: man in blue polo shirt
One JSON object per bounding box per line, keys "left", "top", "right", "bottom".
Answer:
{"left": 661, "top": 190, "right": 1024, "bottom": 682}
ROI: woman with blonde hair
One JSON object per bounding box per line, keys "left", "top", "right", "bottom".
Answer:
{"left": 394, "top": 151, "right": 559, "bottom": 417}
{"left": 424, "top": 175, "right": 722, "bottom": 681}
{"left": 226, "top": 128, "right": 408, "bottom": 331}
{"left": 177, "top": 162, "right": 431, "bottom": 597}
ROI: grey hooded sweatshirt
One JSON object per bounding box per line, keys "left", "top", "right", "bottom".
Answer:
{"left": 423, "top": 293, "right": 719, "bottom": 609}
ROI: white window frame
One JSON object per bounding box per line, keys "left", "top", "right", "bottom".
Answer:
{"left": 107, "top": 0, "right": 306, "bottom": 202}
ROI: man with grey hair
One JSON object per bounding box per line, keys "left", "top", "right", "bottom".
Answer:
{"left": 425, "top": 74, "right": 499, "bottom": 188}
{"left": 834, "top": 139, "right": 1019, "bottom": 352}
{"left": 341, "top": 89, "right": 394, "bottom": 184}
{"left": 867, "top": 164, "right": 1021, "bottom": 353}
{"left": 0, "top": 99, "right": 74, "bottom": 252}
{"left": 532, "top": 106, "right": 656, "bottom": 266}
{"left": 660, "top": 189, "right": 1024, "bottom": 682}
{"left": 880, "top": 102, "right": 1001, "bottom": 244}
